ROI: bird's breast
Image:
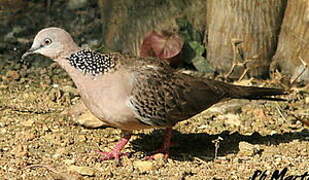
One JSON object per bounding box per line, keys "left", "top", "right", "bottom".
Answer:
{"left": 71, "top": 70, "right": 151, "bottom": 130}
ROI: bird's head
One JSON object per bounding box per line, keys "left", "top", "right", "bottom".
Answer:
{"left": 22, "top": 27, "right": 79, "bottom": 60}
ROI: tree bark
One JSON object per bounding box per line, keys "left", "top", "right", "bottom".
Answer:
{"left": 271, "top": 0, "right": 309, "bottom": 83}
{"left": 207, "top": 0, "right": 287, "bottom": 79}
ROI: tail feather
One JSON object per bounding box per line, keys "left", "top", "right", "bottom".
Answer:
{"left": 229, "top": 85, "right": 287, "bottom": 101}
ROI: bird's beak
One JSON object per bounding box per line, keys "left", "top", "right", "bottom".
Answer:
{"left": 21, "top": 46, "right": 42, "bottom": 60}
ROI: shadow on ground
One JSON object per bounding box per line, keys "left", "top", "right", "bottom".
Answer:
{"left": 130, "top": 129, "right": 309, "bottom": 161}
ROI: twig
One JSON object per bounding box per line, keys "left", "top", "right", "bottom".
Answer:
{"left": 290, "top": 113, "right": 309, "bottom": 127}
{"left": 212, "top": 136, "right": 223, "bottom": 160}
{"left": 224, "top": 39, "right": 243, "bottom": 79}
{"left": 224, "top": 39, "right": 257, "bottom": 81}
{"left": 290, "top": 56, "right": 308, "bottom": 85}
{"left": 238, "top": 69, "right": 248, "bottom": 81}
{"left": 275, "top": 102, "right": 287, "bottom": 121}
{"left": 237, "top": 58, "right": 255, "bottom": 81}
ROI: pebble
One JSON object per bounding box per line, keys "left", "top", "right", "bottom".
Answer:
{"left": 76, "top": 111, "right": 106, "bottom": 128}
{"left": 5, "top": 70, "right": 20, "bottom": 80}
{"left": 0, "top": 84, "right": 8, "bottom": 89}
{"left": 0, "top": 128, "right": 6, "bottom": 134}
{"left": 133, "top": 160, "right": 154, "bottom": 172}
{"left": 67, "top": 102, "right": 107, "bottom": 128}
{"left": 67, "top": 0, "right": 88, "bottom": 10}
{"left": 152, "top": 153, "right": 165, "bottom": 160}
{"left": 238, "top": 141, "right": 261, "bottom": 157}
{"left": 218, "top": 113, "right": 241, "bottom": 127}
{"left": 305, "top": 97, "right": 309, "bottom": 104}
{"left": 21, "top": 119, "right": 34, "bottom": 127}
{"left": 53, "top": 147, "right": 68, "bottom": 159}
{"left": 64, "top": 159, "right": 76, "bottom": 165}
{"left": 67, "top": 165, "right": 95, "bottom": 176}
{"left": 11, "top": 144, "right": 27, "bottom": 157}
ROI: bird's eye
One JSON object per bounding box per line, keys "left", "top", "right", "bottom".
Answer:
{"left": 43, "top": 38, "right": 52, "bottom": 45}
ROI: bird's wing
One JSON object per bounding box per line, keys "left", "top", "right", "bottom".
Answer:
{"left": 126, "top": 59, "right": 229, "bottom": 127}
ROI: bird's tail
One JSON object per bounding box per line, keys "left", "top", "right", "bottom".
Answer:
{"left": 228, "top": 85, "right": 287, "bottom": 101}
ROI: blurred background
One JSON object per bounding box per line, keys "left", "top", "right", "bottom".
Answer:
{"left": 0, "top": 0, "right": 308, "bottom": 84}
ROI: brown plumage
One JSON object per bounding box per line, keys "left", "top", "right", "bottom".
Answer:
{"left": 22, "top": 27, "right": 286, "bottom": 161}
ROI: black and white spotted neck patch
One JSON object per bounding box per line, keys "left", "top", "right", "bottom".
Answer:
{"left": 67, "top": 49, "right": 116, "bottom": 76}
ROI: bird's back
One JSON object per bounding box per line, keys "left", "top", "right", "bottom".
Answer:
{"left": 114, "top": 53, "right": 232, "bottom": 127}
{"left": 112, "top": 53, "right": 285, "bottom": 127}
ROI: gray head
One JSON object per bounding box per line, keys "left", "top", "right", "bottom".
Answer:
{"left": 22, "top": 27, "right": 79, "bottom": 60}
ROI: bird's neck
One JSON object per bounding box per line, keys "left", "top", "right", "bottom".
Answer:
{"left": 61, "top": 49, "right": 117, "bottom": 76}
{"left": 56, "top": 55, "right": 91, "bottom": 80}
{"left": 55, "top": 56, "right": 100, "bottom": 98}
{"left": 54, "top": 49, "right": 118, "bottom": 92}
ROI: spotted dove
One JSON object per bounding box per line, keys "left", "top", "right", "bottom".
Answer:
{"left": 22, "top": 27, "right": 286, "bottom": 161}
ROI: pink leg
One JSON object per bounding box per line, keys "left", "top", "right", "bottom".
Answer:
{"left": 146, "top": 127, "right": 173, "bottom": 160}
{"left": 96, "top": 133, "right": 131, "bottom": 161}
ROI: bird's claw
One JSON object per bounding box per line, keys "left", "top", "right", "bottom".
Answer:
{"left": 144, "top": 148, "right": 170, "bottom": 160}
{"left": 95, "top": 150, "right": 130, "bottom": 161}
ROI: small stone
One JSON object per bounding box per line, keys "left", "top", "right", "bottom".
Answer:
{"left": 218, "top": 113, "right": 241, "bottom": 127}
{"left": 0, "top": 84, "right": 8, "bottom": 89}
{"left": 67, "top": 0, "right": 88, "bottom": 10}
{"left": 52, "top": 153, "right": 61, "bottom": 159}
{"left": 77, "top": 135, "right": 87, "bottom": 142}
{"left": 152, "top": 153, "right": 165, "bottom": 160}
{"left": 17, "top": 38, "right": 31, "bottom": 44}
{"left": 77, "top": 112, "right": 106, "bottom": 128}
{"left": 64, "top": 159, "right": 75, "bottom": 165}
{"left": 21, "top": 119, "right": 34, "bottom": 127}
{"left": 5, "top": 70, "right": 20, "bottom": 80}
{"left": 11, "top": 144, "right": 28, "bottom": 157}
{"left": 4, "top": 32, "right": 14, "bottom": 41}
{"left": 67, "top": 165, "right": 95, "bottom": 176}
{"left": 42, "top": 124, "right": 50, "bottom": 132}
{"left": 62, "top": 85, "right": 79, "bottom": 95}
{"left": 12, "top": 26, "right": 24, "bottom": 34}
{"left": 21, "top": 131, "right": 36, "bottom": 141}
{"left": 0, "top": 122, "right": 4, "bottom": 128}
{"left": 87, "top": 39, "right": 99, "bottom": 48}
{"left": 232, "top": 157, "right": 241, "bottom": 163}
{"left": 43, "top": 134, "right": 61, "bottom": 145}
{"left": 238, "top": 141, "right": 261, "bottom": 157}
{"left": 133, "top": 160, "right": 154, "bottom": 172}
{"left": 53, "top": 147, "right": 68, "bottom": 159}
{"left": 48, "top": 88, "right": 62, "bottom": 102}
{"left": 0, "top": 128, "right": 7, "bottom": 134}
{"left": 67, "top": 102, "right": 107, "bottom": 128}
{"left": 305, "top": 97, "right": 309, "bottom": 104}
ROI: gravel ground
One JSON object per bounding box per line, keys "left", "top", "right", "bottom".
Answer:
{"left": 0, "top": 57, "right": 308, "bottom": 180}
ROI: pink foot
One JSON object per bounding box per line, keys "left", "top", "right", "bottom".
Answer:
{"left": 96, "top": 150, "right": 130, "bottom": 161}
{"left": 96, "top": 133, "right": 131, "bottom": 162}
{"left": 144, "top": 148, "right": 170, "bottom": 160}
{"left": 145, "top": 127, "right": 173, "bottom": 160}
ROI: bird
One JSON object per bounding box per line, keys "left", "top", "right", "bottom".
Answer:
{"left": 22, "top": 27, "right": 286, "bottom": 161}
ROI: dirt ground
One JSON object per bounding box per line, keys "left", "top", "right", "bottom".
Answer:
{"left": 0, "top": 1, "right": 308, "bottom": 179}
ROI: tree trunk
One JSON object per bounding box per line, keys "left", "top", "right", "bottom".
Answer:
{"left": 207, "top": 0, "right": 287, "bottom": 79}
{"left": 98, "top": 0, "right": 206, "bottom": 55}
{"left": 271, "top": 0, "right": 309, "bottom": 83}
